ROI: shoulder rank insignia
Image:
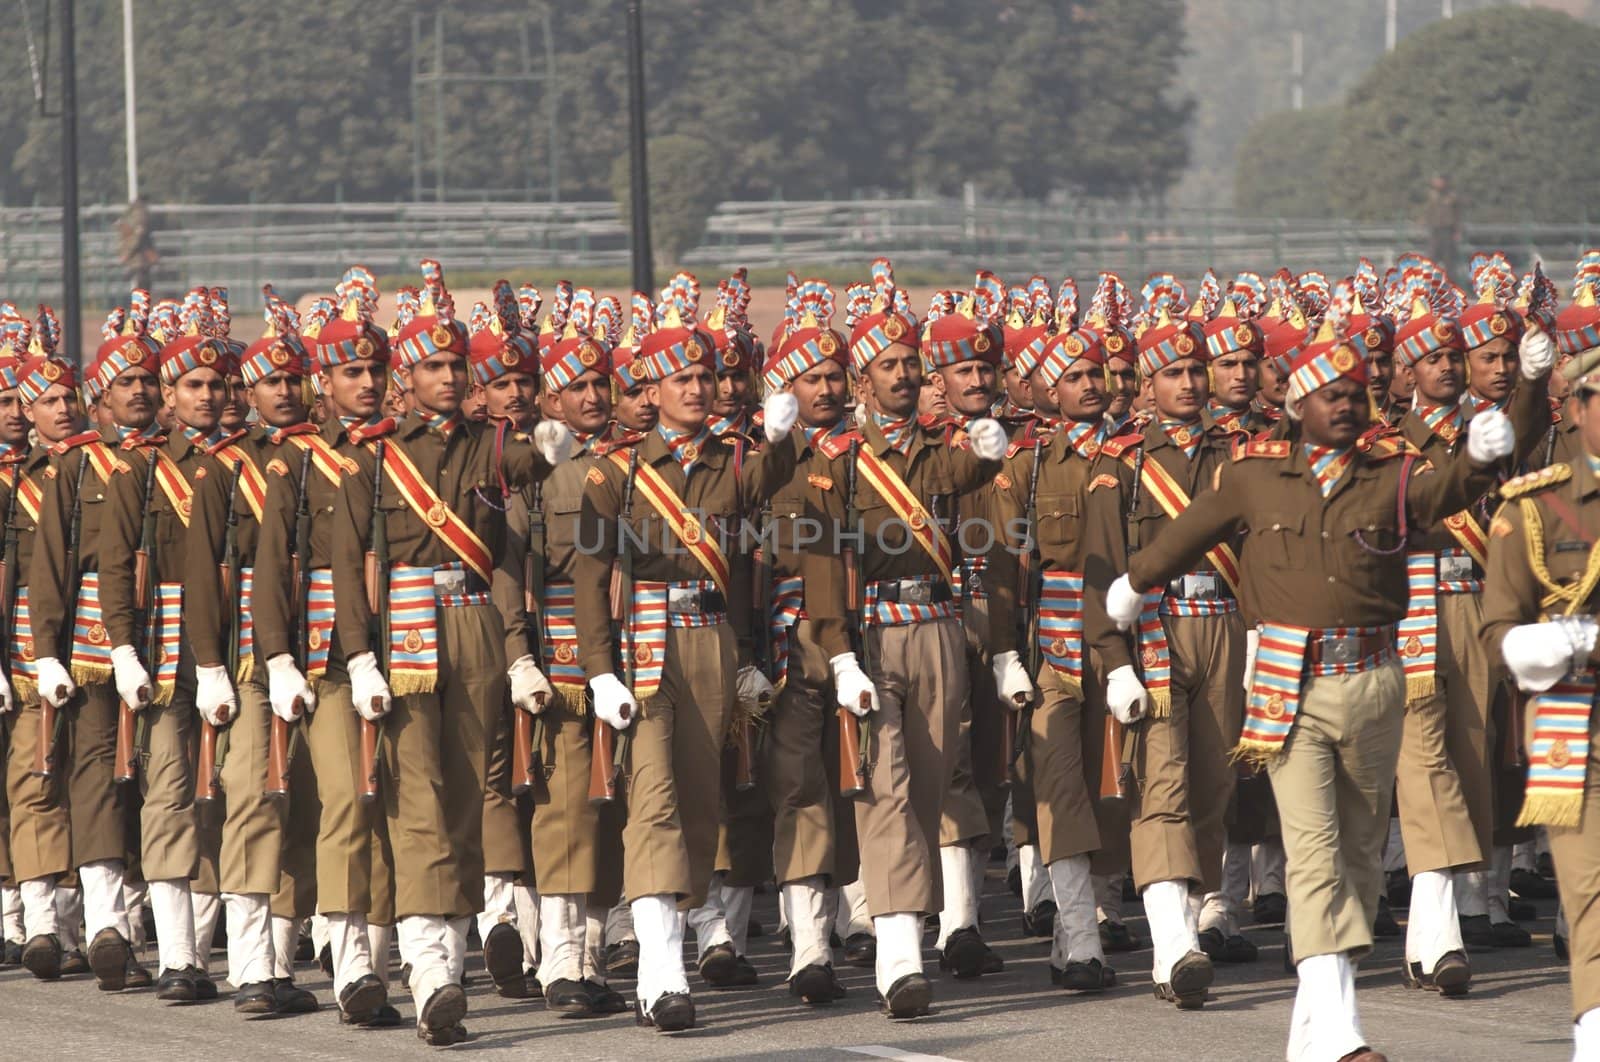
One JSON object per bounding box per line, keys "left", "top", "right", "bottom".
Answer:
{"left": 808, "top": 473, "right": 834, "bottom": 491}
{"left": 1356, "top": 434, "right": 1419, "bottom": 461}
{"left": 267, "top": 457, "right": 290, "bottom": 477}
{"left": 593, "top": 431, "right": 644, "bottom": 456}
{"left": 1499, "top": 462, "right": 1571, "bottom": 499}
{"left": 1100, "top": 432, "right": 1143, "bottom": 460}
{"left": 194, "top": 466, "right": 208, "bottom": 480}
{"left": 43, "top": 465, "right": 57, "bottom": 480}
{"left": 994, "top": 472, "right": 1012, "bottom": 490}
{"left": 1232, "top": 438, "right": 1290, "bottom": 460}
{"left": 816, "top": 431, "right": 863, "bottom": 460}
{"left": 112, "top": 458, "right": 132, "bottom": 475}
{"left": 1088, "top": 472, "right": 1120, "bottom": 493}
{"left": 586, "top": 466, "right": 606, "bottom": 486}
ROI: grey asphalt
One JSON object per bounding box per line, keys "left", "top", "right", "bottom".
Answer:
{"left": 0, "top": 871, "right": 1575, "bottom": 1061}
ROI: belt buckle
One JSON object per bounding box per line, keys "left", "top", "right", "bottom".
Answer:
{"left": 1182, "top": 573, "right": 1220, "bottom": 600}
{"left": 1321, "top": 633, "right": 1359, "bottom": 666}
{"left": 1439, "top": 554, "right": 1474, "bottom": 583}
{"left": 966, "top": 573, "right": 984, "bottom": 595}
{"left": 900, "top": 581, "right": 932, "bottom": 605}
{"left": 433, "top": 570, "right": 466, "bottom": 595}
{"left": 668, "top": 587, "right": 699, "bottom": 614}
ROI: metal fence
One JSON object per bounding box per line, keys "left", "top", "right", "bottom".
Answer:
{"left": 5, "top": 198, "right": 1600, "bottom": 311}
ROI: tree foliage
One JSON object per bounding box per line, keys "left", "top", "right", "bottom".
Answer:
{"left": 609, "top": 133, "right": 727, "bottom": 266}
{"left": 1232, "top": 106, "right": 1339, "bottom": 219}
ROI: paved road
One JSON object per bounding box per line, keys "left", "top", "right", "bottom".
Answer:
{"left": 0, "top": 871, "right": 1576, "bottom": 1061}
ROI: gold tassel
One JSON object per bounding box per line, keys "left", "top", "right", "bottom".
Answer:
{"left": 152, "top": 679, "right": 177, "bottom": 707}
{"left": 1516, "top": 793, "right": 1584, "bottom": 829}
{"left": 12, "top": 674, "right": 38, "bottom": 706}
{"left": 389, "top": 671, "right": 436, "bottom": 699}
{"left": 554, "top": 682, "right": 587, "bottom": 714}
{"left": 1147, "top": 688, "right": 1173, "bottom": 719}
{"left": 1405, "top": 674, "right": 1435, "bottom": 707}
{"left": 1059, "top": 674, "right": 1083, "bottom": 701}
{"left": 234, "top": 657, "right": 255, "bottom": 687}
{"left": 70, "top": 663, "right": 113, "bottom": 687}
{"left": 1230, "top": 739, "right": 1284, "bottom": 770}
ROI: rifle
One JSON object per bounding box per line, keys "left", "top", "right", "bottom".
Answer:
{"left": 838, "top": 439, "right": 871, "bottom": 799}
{"left": 1100, "top": 445, "right": 1144, "bottom": 803}
{"left": 116, "top": 452, "right": 161, "bottom": 785}
{"left": 37, "top": 455, "right": 91, "bottom": 779}
{"left": 590, "top": 448, "right": 638, "bottom": 806}
{"left": 198, "top": 463, "right": 244, "bottom": 804}
{"left": 360, "top": 440, "right": 389, "bottom": 804}
{"left": 1004, "top": 437, "right": 1046, "bottom": 790}
{"left": 738, "top": 502, "right": 774, "bottom": 792}
{"left": 514, "top": 479, "right": 547, "bottom": 798}
{"left": 269, "top": 443, "right": 315, "bottom": 800}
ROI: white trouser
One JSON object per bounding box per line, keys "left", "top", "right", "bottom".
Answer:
{"left": 325, "top": 911, "right": 373, "bottom": 995}
{"left": 1018, "top": 845, "right": 1050, "bottom": 913}
{"left": 721, "top": 883, "right": 754, "bottom": 957}
{"left": 514, "top": 882, "right": 540, "bottom": 973}
{"left": 223, "top": 893, "right": 273, "bottom": 987}
{"left": 837, "top": 880, "right": 871, "bottom": 938}
{"left": 783, "top": 876, "right": 831, "bottom": 976}
{"left": 1, "top": 883, "right": 24, "bottom": 941}
{"left": 367, "top": 922, "right": 392, "bottom": 988}
{"left": 1382, "top": 819, "right": 1407, "bottom": 874}
{"left": 1512, "top": 840, "right": 1538, "bottom": 874}
{"left": 310, "top": 912, "right": 330, "bottom": 958}
{"left": 935, "top": 844, "right": 980, "bottom": 949}
{"left": 687, "top": 874, "right": 732, "bottom": 960}
{"left": 1144, "top": 879, "right": 1199, "bottom": 983}
{"left": 1574, "top": 1007, "right": 1599, "bottom": 1061}
{"left": 582, "top": 908, "right": 606, "bottom": 982}
{"left": 1455, "top": 868, "right": 1489, "bottom": 918}
{"left": 632, "top": 894, "right": 689, "bottom": 1011}
{"left": 398, "top": 915, "right": 452, "bottom": 1017}
{"left": 1406, "top": 869, "right": 1463, "bottom": 973}
{"left": 21, "top": 878, "right": 60, "bottom": 940}
{"left": 1488, "top": 846, "right": 1514, "bottom": 924}
{"left": 537, "top": 894, "right": 586, "bottom": 985}
{"left": 191, "top": 891, "right": 221, "bottom": 974}
{"left": 1254, "top": 839, "right": 1287, "bottom": 896}
{"left": 149, "top": 879, "right": 197, "bottom": 972}
{"left": 271, "top": 916, "right": 298, "bottom": 980}
{"left": 605, "top": 898, "right": 635, "bottom": 945}
{"left": 872, "top": 912, "right": 922, "bottom": 997}
{"left": 1049, "top": 855, "right": 1105, "bottom": 966}
{"left": 1286, "top": 953, "right": 1365, "bottom": 1062}
{"left": 55, "top": 885, "right": 83, "bottom": 951}
{"left": 476, "top": 872, "right": 518, "bottom": 949}
{"left": 1202, "top": 840, "right": 1252, "bottom": 936}
{"left": 1095, "top": 873, "right": 1125, "bottom": 925}
{"left": 80, "top": 860, "right": 131, "bottom": 941}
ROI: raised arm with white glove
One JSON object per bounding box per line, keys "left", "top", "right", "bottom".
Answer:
{"left": 1502, "top": 618, "right": 1598, "bottom": 692}
{"left": 762, "top": 392, "right": 799, "bottom": 444}
{"left": 346, "top": 651, "right": 392, "bottom": 722}
{"left": 588, "top": 673, "right": 635, "bottom": 730}
{"left": 266, "top": 654, "right": 317, "bottom": 722}
{"left": 110, "top": 644, "right": 153, "bottom": 710}
{"left": 533, "top": 419, "right": 574, "bottom": 467}
{"left": 1519, "top": 326, "right": 1556, "bottom": 380}
{"left": 991, "top": 649, "right": 1034, "bottom": 707}
{"left": 831, "top": 651, "right": 879, "bottom": 717}
{"left": 1466, "top": 408, "right": 1514, "bottom": 465}
{"left": 509, "top": 654, "right": 554, "bottom": 714}
{"left": 967, "top": 417, "right": 1007, "bottom": 461}
{"left": 1105, "top": 664, "right": 1149, "bottom": 725}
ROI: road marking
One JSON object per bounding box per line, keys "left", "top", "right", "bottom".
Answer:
{"left": 842, "top": 1047, "right": 965, "bottom": 1062}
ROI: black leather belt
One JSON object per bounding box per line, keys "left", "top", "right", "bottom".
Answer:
{"left": 667, "top": 587, "right": 727, "bottom": 615}
{"left": 872, "top": 578, "right": 954, "bottom": 605}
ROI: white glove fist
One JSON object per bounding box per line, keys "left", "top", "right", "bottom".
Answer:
{"left": 110, "top": 644, "right": 152, "bottom": 710}
{"left": 346, "top": 651, "right": 392, "bottom": 722}
{"left": 1106, "top": 665, "right": 1150, "bottom": 725}
{"left": 1104, "top": 573, "right": 1144, "bottom": 631}
{"left": 1502, "top": 618, "right": 1598, "bottom": 692}
{"left": 266, "top": 654, "right": 316, "bottom": 722}
{"left": 967, "top": 417, "right": 1007, "bottom": 461}
{"left": 762, "top": 392, "right": 799, "bottom": 443}
{"left": 1519, "top": 326, "right": 1556, "bottom": 380}
{"left": 0, "top": 678, "right": 12, "bottom": 715}
{"left": 736, "top": 664, "right": 775, "bottom": 712}
{"left": 509, "top": 654, "right": 553, "bottom": 714}
{"left": 991, "top": 649, "right": 1034, "bottom": 707}
{"left": 34, "top": 656, "right": 75, "bottom": 709}
{"left": 1242, "top": 627, "right": 1262, "bottom": 695}
{"left": 533, "top": 418, "right": 574, "bottom": 466}
{"left": 589, "top": 673, "right": 635, "bottom": 730}
{"left": 1466, "top": 408, "right": 1514, "bottom": 464}
{"left": 830, "top": 651, "right": 879, "bottom": 717}
{"left": 194, "top": 664, "right": 237, "bottom": 727}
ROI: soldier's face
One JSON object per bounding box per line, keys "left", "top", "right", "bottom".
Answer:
{"left": 1466, "top": 338, "right": 1517, "bottom": 404}
{"left": 647, "top": 362, "right": 714, "bottom": 432}
{"left": 1258, "top": 360, "right": 1288, "bottom": 405}
{"left": 321, "top": 359, "right": 387, "bottom": 421}
{"left": 246, "top": 370, "right": 307, "bottom": 429}
{"left": 713, "top": 370, "right": 752, "bottom": 417}
{"left": 860, "top": 345, "right": 921, "bottom": 418}
{"left": 1296, "top": 377, "right": 1370, "bottom": 449}
{"left": 486, "top": 373, "right": 538, "bottom": 428}
{"left": 1149, "top": 360, "right": 1209, "bottom": 420}
{"left": 1027, "top": 366, "right": 1060, "bottom": 416}
{"left": 1366, "top": 349, "right": 1395, "bottom": 402}
{"left": 1411, "top": 347, "right": 1464, "bottom": 405}
{"left": 0, "top": 388, "right": 28, "bottom": 446}
{"left": 555, "top": 371, "right": 611, "bottom": 434}
{"left": 1105, "top": 356, "right": 1139, "bottom": 416}
{"left": 24, "top": 383, "right": 84, "bottom": 443}
{"left": 936, "top": 360, "right": 997, "bottom": 418}
{"left": 1390, "top": 359, "right": 1414, "bottom": 400}
{"left": 410, "top": 351, "right": 468, "bottom": 416}
{"left": 220, "top": 374, "right": 249, "bottom": 431}
{"left": 462, "top": 384, "right": 488, "bottom": 422}
{"left": 106, "top": 366, "right": 160, "bottom": 429}
{"left": 1003, "top": 364, "right": 1032, "bottom": 408}
{"left": 1575, "top": 389, "right": 1600, "bottom": 456}
{"left": 163, "top": 367, "right": 226, "bottom": 433}
{"left": 789, "top": 360, "right": 847, "bottom": 428}
{"left": 1550, "top": 355, "right": 1573, "bottom": 401}
{"left": 615, "top": 383, "right": 657, "bottom": 432}
{"left": 1053, "top": 361, "right": 1109, "bottom": 422}
{"left": 1210, "top": 351, "right": 1259, "bottom": 410}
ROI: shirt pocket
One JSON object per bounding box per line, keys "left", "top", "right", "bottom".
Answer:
{"left": 1034, "top": 491, "right": 1080, "bottom": 553}
{"left": 1252, "top": 510, "right": 1306, "bottom": 570}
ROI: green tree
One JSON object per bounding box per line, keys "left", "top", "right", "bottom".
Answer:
{"left": 1232, "top": 105, "right": 1339, "bottom": 217}
{"left": 610, "top": 133, "right": 727, "bottom": 267}
{"left": 1328, "top": 5, "right": 1600, "bottom": 222}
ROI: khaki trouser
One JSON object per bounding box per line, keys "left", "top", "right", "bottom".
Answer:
{"left": 1546, "top": 724, "right": 1600, "bottom": 1021}
{"left": 763, "top": 620, "right": 858, "bottom": 886}
{"left": 482, "top": 700, "right": 527, "bottom": 878}
{"left": 943, "top": 595, "right": 1001, "bottom": 848}
{"left": 1084, "top": 660, "right": 1134, "bottom": 878}
{"left": 855, "top": 616, "right": 967, "bottom": 918}
{"left": 1130, "top": 612, "right": 1244, "bottom": 891}
{"left": 380, "top": 604, "right": 505, "bottom": 920}
{"left": 716, "top": 766, "right": 774, "bottom": 888}
{"left": 1019, "top": 664, "right": 1100, "bottom": 864}
{"left": 139, "top": 684, "right": 200, "bottom": 883}
{"left": 620, "top": 623, "right": 735, "bottom": 908}
{"left": 5, "top": 702, "right": 72, "bottom": 881}
{"left": 68, "top": 683, "right": 126, "bottom": 868}
{"left": 272, "top": 740, "right": 319, "bottom": 920}
{"left": 589, "top": 800, "right": 626, "bottom": 911}
{"left": 1394, "top": 591, "right": 1492, "bottom": 873}
{"left": 218, "top": 678, "right": 286, "bottom": 895}
{"left": 1269, "top": 658, "right": 1405, "bottom": 961}
{"left": 307, "top": 668, "right": 395, "bottom": 923}
{"left": 528, "top": 688, "right": 600, "bottom": 895}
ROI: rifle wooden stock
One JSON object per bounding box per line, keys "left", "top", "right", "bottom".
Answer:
{"left": 838, "top": 707, "right": 866, "bottom": 798}
{"left": 733, "top": 718, "right": 758, "bottom": 791}
{"left": 512, "top": 708, "right": 537, "bottom": 796}
{"left": 114, "top": 700, "right": 137, "bottom": 784}
{"left": 358, "top": 719, "right": 379, "bottom": 803}
{"left": 32, "top": 699, "right": 57, "bottom": 779}
{"left": 196, "top": 721, "right": 220, "bottom": 802}
{"left": 365, "top": 552, "right": 381, "bottom": 614}
{"left": 266, "top": 714, "right": 291, "bottom": 798}
{"left": 1098, "top": 716, "right": 1126, "bottom": 801}
{"left": 589, "top": 720, "right": 618, "bottom": 805}
{"left": 1000, "top": 705, "right": 1019, "bottom": 789}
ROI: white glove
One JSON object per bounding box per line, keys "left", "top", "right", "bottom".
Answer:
{"left": 0, "top": 678, "right": 12, "bottom": 714}
{"left": 533, "top": 418, "right": 574, "bottom": 466}
{"left": 1502, "top": 619, "right": 1597, "bottom": 692}
{"left": 762, "top": 392, "right": 799, "bottom": 443}
{"left": 1105, "top": 664, "right": 1150, "bottom": 725}
{"left": 736, "top": 664, "right": 776, "bottom": 711}
{"left": 991, "top": 649, "right": 1034, "bottom": 707}
{"left": 1519, "top": 326, "right": 1556, "bottom": 380}
{"left": 1242, "top": 627, "right": 1262, "bottom": 695}
{"left": 967, "top": 417, "right": 1007, "bottom": 461}
{"left": 509, "top": 654, "right": 553, "bottom": 714}
{"left": 588, "top": 673, "right": 635, "bottom": 730}
{"left": 194, "top": 664, "right": 237, "bottom": 727}
{"left": 266, "top": 654, "right": 316, "bottom": 722}
{"left": 1466, "top": 408, "right": 1514, "bottom": 464}
{"left": 346, "top": 651, "right": 392, "bottom": 722}
{"left": 830, "top": 651, "right": 880, "bottom": 717}
{"left": 34, "top": 656, "right": 75, "bottom": 709}
{"left": 110, "top": 644, "right": 153, "bottom": 710}
{"left": 1104, "top": 573, "right": 1144, "bottom": 631}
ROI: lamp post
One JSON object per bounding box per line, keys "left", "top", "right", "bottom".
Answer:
{"left": 625, "top": 0, "right": 653, "bottom": 295}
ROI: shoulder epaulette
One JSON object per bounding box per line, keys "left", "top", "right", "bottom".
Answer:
{"left": 917, "top": 412, "right": 957, "bottom": 431}
{"left": 593, "top": 430, "right": 645, "bottom": 456}
{"left": 51, "top": 430, "right": 102, "bottom": 455}
{"left": 347, "top": 418, "right": 397, "bottom": 445}
{"left": 817, "top": 430, "right": 863, "bottom": 460}
{"left": 1356, "top": 433, "right": 1421, "bottom": 461}
{"left": 1100, "top": 432, "right": 1144, "bottom": 460}
{"left": 1500, "top": 463, "right": 1571, "bottom": 499}
{"left": 1231, "top": 437, "right": 1291, "bottom": 461}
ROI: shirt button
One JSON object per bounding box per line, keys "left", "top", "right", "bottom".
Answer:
{"left": 1327, "top": 576, "right": 1336, "bottom": 583}
{"left": 1367, "top": 523, "right": 1376, "bottom": 530}
{"left": 1321, "top": 531, "right": 1331, "bottom": 539}
{"left": 1272, "top": 522, "right": 1282, "bottom": 531}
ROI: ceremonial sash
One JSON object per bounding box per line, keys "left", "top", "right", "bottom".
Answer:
{"left": 608, "top": 451, "right": 732, "bottom": 597}
{"left": 541, "top": 578, "right": 587, "bottom": 706}
{"left": 233, "top": 567, "right": 255, "bottom": 684}
{"left": 1134, "top": 590, "right": 1173, "bottom": 716}
{"left": 1442, "top": 510, "right": 1490, "bottom": 570}
{"left": 386, "top": 564, "right": 440, "bottom": 696}
{"left": 1237, "top": 622, "right": 1394, "bottom": 765}
{"left": 1396, "top": 552, "right": 1439, "bottom": 705}
{"left": 381, "top": 442, "right": 494, "bottom": 585}
{"left": 864, "top": 575, "right": 958, "bottom": 627}
{"left": 285, "top": 432, "right": 352, "bottom": 489}
{"left": 305, "top": 569, "right": 335, "bottom": 681}
{"left": 10, "top": 585, "right": 37, "bottom": 704}
{"left": 625, "top": 581, "right": 671, "bottom": 701}
{"left": 1517, "top": 672, "right": 1594, "bottom": 828}
{"left": 11, "top": 473, "right": 42, "bottom": 526}
{"left": 1133, "top": 455, "right": 1241, "bottom": 594}
{"left": 82, "top": 441, "right": 122, "bottom": 484}
{"left": 211, "top": 445, "right": 269, "bottom": 524}
{"left": 150, "top": 582, "right": 183, "bottom": 706}
{"left": 769, "top": 574, "right": 806, "bottom": 691}
{"left": 954, "top": 556, "right": 989, "bottom": 601}
{"left": 69, "top": 573, "right": 113, "bottom": 685}
{"left": 152, "top": 451, "right": 196, "bottom": 528}
{"left": 855, "top": 446, "right": 955, "bottom": 587}
{"left": 1036, "top": 570, "right": 1085, "bottom": 698}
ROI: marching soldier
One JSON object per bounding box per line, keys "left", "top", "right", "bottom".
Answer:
{"left": 573, "top": 274, "right": 799, "bottom": 1031}
{"left": 1103, "top": 323, "right": 1513, "bottom": 1062}
{"left": 804, "top": 275, "right": 1010, "bottom": 1018}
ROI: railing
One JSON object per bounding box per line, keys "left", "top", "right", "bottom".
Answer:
{"left": 4, "top": 198, "right": 1598, "bottom": 310}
